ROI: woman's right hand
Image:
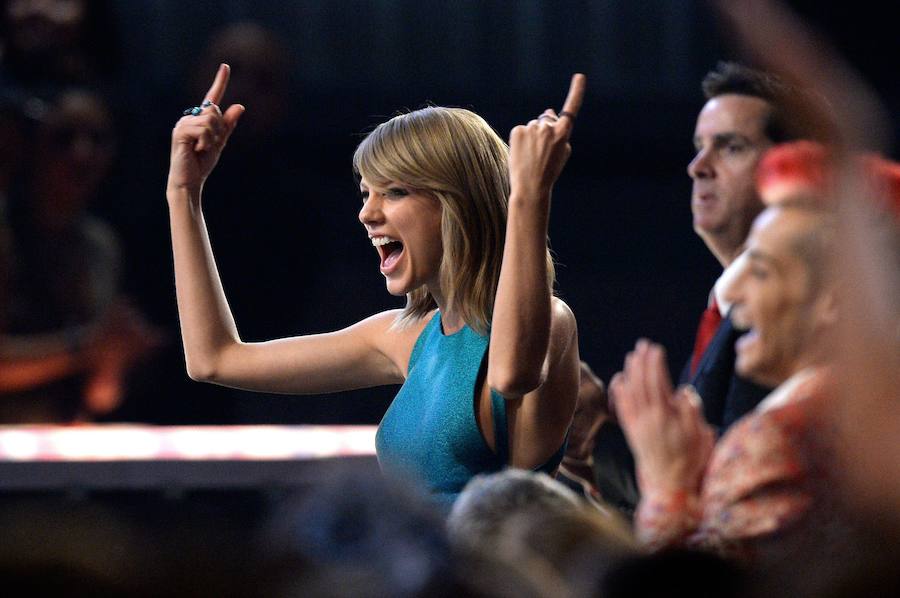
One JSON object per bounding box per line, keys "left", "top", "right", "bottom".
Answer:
{"left": 507, "top": 73, "right": 585, "bottom": 202}
{"left": 167, "top": 63, "right": 245, "bottom": 196}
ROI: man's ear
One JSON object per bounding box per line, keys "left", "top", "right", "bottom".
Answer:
{"left": 812, "top": 287, "right": 839, "bottom": 329}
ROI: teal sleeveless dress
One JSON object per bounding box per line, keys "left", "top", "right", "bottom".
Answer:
{"left": 375, "top": 311, "right": 567, "bottom": 506}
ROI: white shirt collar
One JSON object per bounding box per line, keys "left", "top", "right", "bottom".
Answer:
{"left": 713, "top": 250, "right": 750, "bottom": 318}
{"left": 757, "top": 367, "right": 820, "bottom": 413}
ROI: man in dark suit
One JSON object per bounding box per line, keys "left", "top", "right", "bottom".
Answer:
{"left": 678, "top": 62, "right": 820, "bottom": 431}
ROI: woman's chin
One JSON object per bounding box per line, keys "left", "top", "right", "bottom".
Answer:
{"left": 384, "top": 278, "right": 411, "bottom": 297}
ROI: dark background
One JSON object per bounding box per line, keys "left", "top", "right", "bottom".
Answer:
{"left": 78, "top": 0, "right": 898, "bottom": 424}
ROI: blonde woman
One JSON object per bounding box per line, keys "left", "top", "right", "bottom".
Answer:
{"left": 167, "top": 64, "right": 584, "bottom": 503}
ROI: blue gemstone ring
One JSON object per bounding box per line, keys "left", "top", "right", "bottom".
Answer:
{"left": 182, "top": 100, "right": 214, "bottom": 116}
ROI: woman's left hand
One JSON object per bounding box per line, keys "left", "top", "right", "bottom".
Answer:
{"left": 508, "top": 73, "right": 586, "bottom": 201}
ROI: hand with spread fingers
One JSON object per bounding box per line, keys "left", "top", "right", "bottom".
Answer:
{"left": 612, "top": 340, "right": 715, "bottom": 498}
{"left": 168, "top": 63, "right": 246, "bottom": 196}
{"left": 508, "top": 73, "right": 586, "bottom": 202}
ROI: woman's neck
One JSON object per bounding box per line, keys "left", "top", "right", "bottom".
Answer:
{"left": 429, "top": 285, "right": 465, "bottom": 335}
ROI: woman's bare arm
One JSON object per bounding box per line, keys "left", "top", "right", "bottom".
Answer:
{"left": 167, "top": 65, "right": 402, "bottom": 394}
{"left": 487, "top": 74, "right": 585, "bottom": 397}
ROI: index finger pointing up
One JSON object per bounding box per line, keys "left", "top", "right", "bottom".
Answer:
{"left": 203, "top": 63, "right": 231, "bottom": 105}
{"left": 559, "top": 73, "right": 586, "bottom": 127}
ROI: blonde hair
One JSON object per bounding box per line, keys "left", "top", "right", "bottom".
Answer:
{"left": 353, "top": 106, "right": 555, "bottom": 335}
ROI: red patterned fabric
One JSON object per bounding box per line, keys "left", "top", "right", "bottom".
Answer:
{"left": 635, "top": 368, "right": 833, "bottom": 561}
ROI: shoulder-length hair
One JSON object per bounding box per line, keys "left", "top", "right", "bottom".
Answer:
{"left": 353, "top": 106, "right": 555, "bottom": 335}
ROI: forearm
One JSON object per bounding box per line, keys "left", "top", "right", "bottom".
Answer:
{"left": 167, "top": 188, "right": 241, "bottom": 380}
{"left": 0, "top": 349, "right": 83, "bottom": 392}
{"left": 487, "top": 193, "right": 552, "bottom": 396}
{"left": 0, "top": 328, "right": 85, "bottom": 359}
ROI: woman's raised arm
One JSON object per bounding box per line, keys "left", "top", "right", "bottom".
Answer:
{"left": 487, "top": 74, "right": 585, "bottom": 398}
{"left": 166, "top": 65, "right": 403, "bottom": 394}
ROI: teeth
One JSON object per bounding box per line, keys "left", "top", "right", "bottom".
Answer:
{"left": 370, "top": 236, "right": 398, "bottom": 247}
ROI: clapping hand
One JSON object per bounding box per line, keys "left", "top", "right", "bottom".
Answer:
{"left": 611, "top": 340, "right": 715, "bottom": 497}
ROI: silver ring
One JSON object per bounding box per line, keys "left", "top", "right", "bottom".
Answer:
{"left": 558, "top": 110, "right": 575, "bottom": 121}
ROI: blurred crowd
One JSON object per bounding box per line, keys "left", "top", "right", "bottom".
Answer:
{"left": 0, "top": 0, "right": 162, "bottom": 422}
{"left": 1, "top": 0, "right": 899, "bottom": 596}
{"left": 0, "top": 1, "right": 340, "bottom": 423}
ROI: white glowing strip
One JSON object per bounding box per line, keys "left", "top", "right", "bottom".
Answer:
{"left": 0, "top": 425, "right": 377, "bottom": 462}
{"left": 52, "top": 428, "right": 163, "bottom": 460}
{"left": 0, "top": 430, "right": 41, "bottom": 460}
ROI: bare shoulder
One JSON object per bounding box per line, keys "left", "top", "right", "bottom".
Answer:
{"left": 351, "top": 308, "right": 404, "bottom": 332}
{"left": 550, "top": 296, "right": 577, "bottom": 340}
{"left": 354, "top": 308, "right": 436, "bottom": 378}
{"left": 543, "top": 297, "right": 579, "bottom": 379}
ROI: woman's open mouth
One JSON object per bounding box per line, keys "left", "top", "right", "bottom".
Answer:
{"left": 372, "top": 236, "right": 404, "bottom": 273}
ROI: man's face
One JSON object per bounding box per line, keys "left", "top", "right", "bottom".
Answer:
{"left": 725, "top": 206, "right": 829, "bottom": 387}
{"left": 688, "top": 94, "right": 774, "bottom": 262}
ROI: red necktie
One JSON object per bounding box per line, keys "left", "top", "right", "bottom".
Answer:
{"left": 690, "top": 298, "right": 722, "bottom": 377}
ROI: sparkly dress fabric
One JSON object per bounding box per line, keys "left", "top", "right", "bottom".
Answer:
{"left": 376, "top": 311, "right": 566, "bottom": 505}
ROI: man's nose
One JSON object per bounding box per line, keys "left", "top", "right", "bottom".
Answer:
{"left": 688, "top": 147, "right": 715, "bottom": 180}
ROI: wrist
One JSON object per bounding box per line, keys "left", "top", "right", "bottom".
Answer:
{"left": 166, "top": 184, "right": 202, "bottom": 206}
{"left": 640, "top": 484, "right": 700, "bottom": 508}
{"left": 638, "top": 464, "right": 702, "bottom": 496}
{"left": 508, "top": 188, "right": 551, "bottom": 209}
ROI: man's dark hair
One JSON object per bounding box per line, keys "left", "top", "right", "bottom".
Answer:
{"left": 702, "top": 61, "right": 820, "bottom": 143}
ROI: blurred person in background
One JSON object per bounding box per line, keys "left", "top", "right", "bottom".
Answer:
{"left": 0, "top": 0, "right": 120, "bottom": 94}
{"left": 189, "top": 21, "right": 291, "bottom": 149}
{"left": 185, "top": 22, "right": 328, "bottom": 344}
{"left": 256, "top": 463, "right": 555, "bottom": 598}
{"left": 0, "top": 93, "right": 26, "bottom": 306}
{"left": 0, "top": 88, "right": 161, "bottom": 422}
{"left": 447, "top": 469, "right": 588, "bottom": 552}
{"left": 448, "top": 469, "right": 636, "bottom": 598}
